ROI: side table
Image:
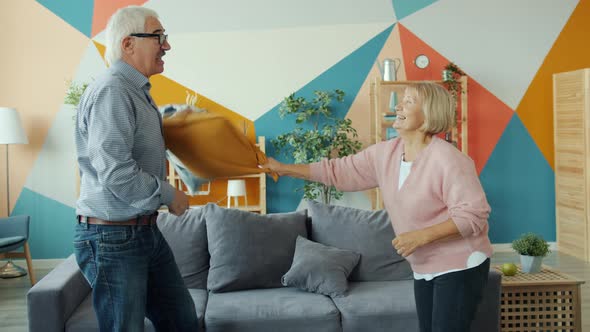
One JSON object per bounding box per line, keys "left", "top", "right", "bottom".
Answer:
{"left": 494, "top": 265, "right": 584, "bottom": 332}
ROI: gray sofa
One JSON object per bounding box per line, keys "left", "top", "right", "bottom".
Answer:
{"left": 28, "top": 201, "right": 501, "bottom": 332}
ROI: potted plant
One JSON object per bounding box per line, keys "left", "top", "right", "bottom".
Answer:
{"left": 441, "top": 62, "right": 465, "bottom": 100}
{"left": 64, "top": 80, "right": 89, "bottom": 198}
{"left": 441, "top": 62, "right": 465, "bottom": 143}
{"left": 511, "top": 233, "right": 550, "bottom": 273}
{"left": 64, "top": 80, "right": 90, "bottom": 122}
{"left": 271, "top": 89, "right": 362, "bottom": 205}
{"left": 64, "top": 80, "right": 89, "bottom": 107}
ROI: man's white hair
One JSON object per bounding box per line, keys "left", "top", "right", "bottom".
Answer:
{"left": 104, "top": 6, "right": 159, "bottom": 66}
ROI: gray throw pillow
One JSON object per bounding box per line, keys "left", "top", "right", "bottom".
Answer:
{"left": 282, "top": 236, "right": 360, "bottom": 297}
{"left": 204, "top": 203, "right": 308, "bottom": 292}
{"left": 306, "top": 200, "right": 413, "bottom": 281}
{"left": 157, "top": 208, "right": 209, "bottom": 289}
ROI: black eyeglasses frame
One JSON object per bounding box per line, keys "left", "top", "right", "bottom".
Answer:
{"left": 129, "top": 33, "right": 168, "bottom": 45}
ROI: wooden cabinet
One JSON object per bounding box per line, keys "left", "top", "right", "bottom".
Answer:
{"left": 553, "top": 69, "right": 590, "bottom": 261}
{"left": 167, "top": 136, "right": 267, "bottom": 214}
{"left": 493, "top": 265, "right": 584, "bottom": 332}
{"left": 368, "top": 77, "right": 468, "bottom": 209}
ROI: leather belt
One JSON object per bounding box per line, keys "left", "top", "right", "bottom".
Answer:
{"left": 77, "top": 212, "right": 158, "bottom": 226}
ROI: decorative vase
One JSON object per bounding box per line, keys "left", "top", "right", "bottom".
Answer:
{"left": 520, "top": 255, "right": 543, "bottom": 273}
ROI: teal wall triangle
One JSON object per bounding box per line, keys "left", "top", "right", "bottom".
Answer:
{"left": 36, "top": 0, "right": 94, "bottom": 37}
{"left": 255, "top": 24, "right": 394, "bottom": 213}
{"left": 12, "top": 188, "right": 75, "bottom": 259}
{"left": 480, "top": 113, "right": 555, "bottom": 243}
{"left": 392, "top": 0, "right": 437, "bottom": 20}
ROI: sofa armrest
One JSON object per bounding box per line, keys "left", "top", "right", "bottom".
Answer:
{"left": 471, "top": 269, "right": 502, "bottom": 332}
{"left": 27, "top": 254, "right": 91, "bottom": 332}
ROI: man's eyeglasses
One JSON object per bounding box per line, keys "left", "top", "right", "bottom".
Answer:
{"left": 129, "top": 33, "right": 168, "bottom": 45}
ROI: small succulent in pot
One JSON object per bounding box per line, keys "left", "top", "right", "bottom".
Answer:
{"left": 511, "top": 233, "right": 550, "bottom": 273}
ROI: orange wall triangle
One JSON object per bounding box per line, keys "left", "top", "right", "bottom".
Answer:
{"left": 91, "top": 0, "right": 148, "bottom": 37}
{"left": 516, "top": 0, "right": 590, "bottom": 170}
{"left": 398, "top": 24, "right": 513, "bottom": 173}
{"left": 92, "top": 40, "right": 106, "bottom": 60}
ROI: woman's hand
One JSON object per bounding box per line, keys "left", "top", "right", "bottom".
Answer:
{"left": 392, "top": 229, "right": 430, "bottom": 257}
{"left": 260, "top": 157, "right": 283, "bottom": 175}
{"left": 259, "top": 158, "right": 311, "bottom": 180}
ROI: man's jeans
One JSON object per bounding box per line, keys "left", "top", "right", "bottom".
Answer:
{"left": 74, "top": 222, "right": 198, "bottom": 332}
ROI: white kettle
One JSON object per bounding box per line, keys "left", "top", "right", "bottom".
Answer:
{"left": 376, "top": 58, "right": 401, "bottom": 81}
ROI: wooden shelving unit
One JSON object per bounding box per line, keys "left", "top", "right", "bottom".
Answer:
{"left": 369, "top": 77, "right": 468, "bottom": 210}
{"left": 166, "top": 136, "right": 267, "bottom": 214}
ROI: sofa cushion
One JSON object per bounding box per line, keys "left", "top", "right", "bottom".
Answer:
{"left": 204, "top": 203, "right": 308, "bottom": 292}
{"left": 306, "top": 200, "right": 413, "bottom": 281}
{"left": 65, "top": 289, "right": 208, "bottom": 332}
{"left": 205, "top": 287, "right": 341, "bottom": 332}
{"left": 331, "top": 281, "right": 419, "bottom": 332}
{"left": 157, "top": 207, "right": 209, "bottom": 289}
{"left": 282, "top": 236, "right": 360, "bottom": 297}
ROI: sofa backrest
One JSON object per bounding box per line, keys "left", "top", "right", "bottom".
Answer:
{"left": 203, "top": 203, "right": 308, "bottom": 292}
{"left": 157, "top": 201, "right": 413, "bottom": 290}
{"left": 157, "top": 207, "right": 209, "bottom": 289}
{"left": 305, "top": 200, "right": 413, "bottom": 282}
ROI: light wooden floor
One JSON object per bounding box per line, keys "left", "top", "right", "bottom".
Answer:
{"left": 0, "top": 267, "right": 51, "bottom": 332}
{"left": 1, "top": 251, "right": 589, "bottom": 331}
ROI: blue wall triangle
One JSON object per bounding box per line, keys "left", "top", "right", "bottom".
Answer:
{"left": 11, "top": 188, "right": 75, "bottom": 259}
{"left": 36, "top": 0, "right": 94, "bottom": 37}
{"left": 480, "top": 113, "right": 555, "bottom": 243}
{"left": 393, "top": 0, "right": 438, "bottom": 21}
{"left": 255, "top": 24, "right": 394, "bottom": 213}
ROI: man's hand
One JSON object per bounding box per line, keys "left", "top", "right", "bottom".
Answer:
{"left": 168, "top": 189, "right": 189, "bottom": 216}
{"left": 392, "top": 229, "right": 430, "bottom": 257}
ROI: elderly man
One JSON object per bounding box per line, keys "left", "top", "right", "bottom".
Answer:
{"left": 74, "top": 5, "right": 198, "bottom": 331}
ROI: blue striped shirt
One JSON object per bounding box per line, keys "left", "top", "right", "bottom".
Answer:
{"left": 75, "top": 60, "right": 175, "bottom": 221}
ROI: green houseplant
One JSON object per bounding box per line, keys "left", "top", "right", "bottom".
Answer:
{"left": 64, "top": 80, "right": 90, "bottom": 122}
{"left": 511, "top": 233, "right": 550, "bottom": 273}
{"left": 271, "top": 89, "right": 362, "bottom": 205}
{"left": 441, "top": 62, "right": 465, "bottom": 101}
{"left": 64, "top": 80, "right": 89, "bottom": 107}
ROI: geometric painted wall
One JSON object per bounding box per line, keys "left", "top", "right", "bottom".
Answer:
{"left": 1, "top": 0, "right": 589, "bottom": 258}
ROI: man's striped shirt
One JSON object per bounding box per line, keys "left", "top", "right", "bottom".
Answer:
{"left": 75, "top": 60, "right": 175, "bottom": 221}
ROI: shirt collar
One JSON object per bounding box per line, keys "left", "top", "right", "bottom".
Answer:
{"left": 111, "top": 60, "right": 151, "bottom": 91}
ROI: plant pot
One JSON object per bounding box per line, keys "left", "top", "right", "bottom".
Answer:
{"left": 520, "top": 255, "right": 543, "bottom": 273}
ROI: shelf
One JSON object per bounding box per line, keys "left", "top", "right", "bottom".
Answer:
{"left": 227, "top": 173, "right": 263, "bottom": 179}
{"left": 166, "top": 136, "right": 267, "bottom": 214}
{"left": 229, "top": 205, "right": 263, "bottom": 212}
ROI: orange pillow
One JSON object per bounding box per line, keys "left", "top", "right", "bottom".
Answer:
{"left": 163, "top": 111, "right": 277, "bottom": 181}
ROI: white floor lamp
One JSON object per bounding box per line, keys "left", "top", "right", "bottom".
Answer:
{"left": 0, "top": 107, "right": 29, "bottom": 278}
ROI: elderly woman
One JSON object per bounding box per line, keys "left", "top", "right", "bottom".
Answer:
{"left": 262, "top": 82, "right": 492, "bottom": 332}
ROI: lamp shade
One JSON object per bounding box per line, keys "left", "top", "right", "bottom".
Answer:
{"left": 0, "top": 107, "right": 28, "bottom": 144}
{"left": 227, "top": 179, "right": 246, "bottom": 197}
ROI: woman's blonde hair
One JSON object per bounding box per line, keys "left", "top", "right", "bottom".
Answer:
{"left": 406, "top": 82, "right": 455, "bottom": 135}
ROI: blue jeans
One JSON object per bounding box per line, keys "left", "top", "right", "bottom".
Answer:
{"left": 413, "top": 258, "right": 490, "bottom": 332}
{"left": 74, "top": 222, "right": 198, "bottom": 332}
